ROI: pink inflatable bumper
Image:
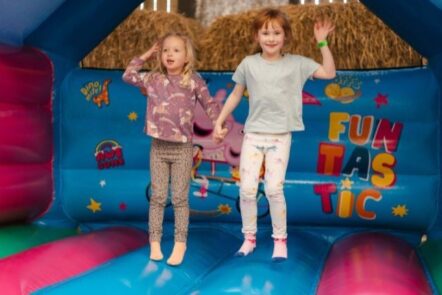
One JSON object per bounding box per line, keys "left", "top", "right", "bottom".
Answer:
{"left": 0, "top": 227, "right": 148, "bottom": 295}
{"left": 0, "top": 45, "right": 53, "bottom": 224}
{"left": 317, "top": 233, "right": 432, "bottom": 295}
{"left": 0, "top": 45, "right": 52, "bottom": 104}
{"left": 0, "top": 164, "right": 52, "bottom": 223}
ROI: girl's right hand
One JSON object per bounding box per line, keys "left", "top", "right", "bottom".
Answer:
{"left": 314, "top": 19, "right": 335, "bottom": 42}
{"left": 213, "top": 123, "right": 228, "bottom": 143}
{"left": 140, "top": 42, "right": 160, "bottom": 61}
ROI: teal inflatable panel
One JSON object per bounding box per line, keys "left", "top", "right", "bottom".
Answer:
{"left": 58, "top": 68, "right": 439, "bottom": 231}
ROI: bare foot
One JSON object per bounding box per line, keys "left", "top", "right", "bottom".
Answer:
{"left": 167, "top": 242, "right": 187, "bottom": 266}
{"left": 150, "top": 241, "right": 163, "bottom": 261}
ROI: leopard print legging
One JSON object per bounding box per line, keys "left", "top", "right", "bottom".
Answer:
{"left": 148, "top": 138, "right": 193, "bottom": 243}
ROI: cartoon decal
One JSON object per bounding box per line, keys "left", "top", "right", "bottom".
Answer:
{"left": 78, "top": 72, "right": 421, "bottom": 225}
{"left": 80, "top": 79, "right": 111, "bottom": 107}
{"left": 95, "top": 140, "right": 125, "bottom": 169}
{"left": 324, "top": 75, "right": 362, "bottom": 104}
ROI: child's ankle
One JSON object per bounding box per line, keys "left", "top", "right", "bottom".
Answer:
{"left": 245, "top": 233, "right": 256, "bottom": 242}
{"left": 274, "top": 238, "right": 287, "bottom": 243}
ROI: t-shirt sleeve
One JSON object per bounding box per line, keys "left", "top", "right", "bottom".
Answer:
{"left": 299, "top": 56, "right": 320, "bottom": 82}
{"left": 232, "top": 58, "right": 247, "bottom": 85}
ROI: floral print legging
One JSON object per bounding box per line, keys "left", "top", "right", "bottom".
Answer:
{"left": 148, "top": 138, "right": 193, "bottom": 243}
{"left": 239, "top": 132, "right": 292, "bottom": 239}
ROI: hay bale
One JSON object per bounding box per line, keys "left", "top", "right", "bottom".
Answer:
{"left": 197, "top": 2, "right": 422, "bottom": 70}
{"left": 198, "top": 10, "right": 258, "bottom": 70}
{"left": 82, "top": 9, "right": 205, "bottom": 70}
{"left": 81, "top": 3, "right": 422, "bottom": 70}
{"left": 282, "top": 3, "right": 421, "bottom": 69}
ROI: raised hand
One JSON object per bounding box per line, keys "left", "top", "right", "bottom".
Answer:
{"left": 314, "top": 19, "right": 335, "bottom": 42}
{"left": 140, "top": 42, "right": 160, "bottom": 61}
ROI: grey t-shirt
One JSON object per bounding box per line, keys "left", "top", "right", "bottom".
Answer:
{"left": 232, "top": 53, "right": 319, "bottom": 133}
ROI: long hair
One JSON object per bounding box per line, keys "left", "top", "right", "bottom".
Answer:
{"left": 151, "top": 32, "right": 195, "bottom": 88}
{"left": 252, "top": 8, "right": 293, "bottom": 53}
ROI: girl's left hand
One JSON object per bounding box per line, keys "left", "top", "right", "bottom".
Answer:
{"left": 314, "top": 19, "right": 335, "bottom": 42}
{"left": 213, "top": 123, "right": 228, "bottom": 144}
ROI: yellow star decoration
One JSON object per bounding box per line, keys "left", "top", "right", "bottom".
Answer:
{"left": 392, "top": 205, "right": 408, "bottom": 218}
{"left": 87, "top": 198, "right": 102, "bottom": 213}
{"left": 128, "top": 111, "right": 138, "bottom": 121}
{"left": 217, "top": 204, "right": 232, "bottom": 215}
{"left": 340, "top": 177, "right": 354, "bottom": 190}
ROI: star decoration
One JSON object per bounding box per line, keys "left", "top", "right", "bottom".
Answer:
{"left": 217, "top": 204, "right": 232, "bottom": 215}
{"left": 99, "top": 180, "right": 106, "bottom": 187}
{"left": 340, "top": 177, "right": 354, "bottom": 190}
{"left": 119, "top": 202, "right": 127, "bottom": 211}
{"left": 128, "top": 111, "right": 138, "bottom": 121}
{"left": 87, "top": 198, "right": 102, "bottom": 213}
{"left": 374, "top": 93, "right": 388, "bottom": 108}
{"left": 392, "top": 204, "right": 408, "bottom": 218}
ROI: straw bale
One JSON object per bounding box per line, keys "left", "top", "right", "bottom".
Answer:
{"left": 197, "top": 2, "right": 422, "bottom": 70}
{"left": 82, "top": 9, "right": 205, "bottom": 70}
{"left": 198, "top": 10, "right": 258, "bottom": 70}
{"left": 81, "top": 3, "right": 422, "bottom": 70}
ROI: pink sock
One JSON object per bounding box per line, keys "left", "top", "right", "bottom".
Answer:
{"left": 272, "top": 238, "right": 287, "bottom": 261}
{"left": 236, "top": 234, "right": 256, "bottom": 256}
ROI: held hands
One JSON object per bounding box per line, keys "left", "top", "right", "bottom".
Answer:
{"left": 213, "top": 123, "right": 228, "bottom": 144}
{"left": 140, "top": 42, "right": 160, "bottom": 61}
{"left": 314, "top": 19, "right": 335, "bottom": 43}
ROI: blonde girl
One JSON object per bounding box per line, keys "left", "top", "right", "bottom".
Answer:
{"left": 123, "top": 32, "right": 220, "bottom": 266}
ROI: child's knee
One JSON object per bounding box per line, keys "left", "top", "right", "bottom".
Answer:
{"left": 171, "top": 196, "right": 188, "bottom": 208}
{"left": 264, "top": 185, "right": 284, "bottom": 200}
{"left": 240, "top": 186, "right": 258, "bottom": 200}
{"left": 150, "top": 195, "right": 168, "bottom": 207}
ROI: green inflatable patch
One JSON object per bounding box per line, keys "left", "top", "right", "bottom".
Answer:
{"left": 0, "top": 224, "right": 77, "bottom": 259}
{"left": 419, "top": 239, "right": 442, "bottom": 294}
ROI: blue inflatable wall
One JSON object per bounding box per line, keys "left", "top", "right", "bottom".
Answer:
{"left": 60, "top": 68, "right": 439, "bottom": 231}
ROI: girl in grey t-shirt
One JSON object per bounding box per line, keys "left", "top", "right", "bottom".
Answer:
{"left": 213, "top": 8, "right": 336, "bottom": 262}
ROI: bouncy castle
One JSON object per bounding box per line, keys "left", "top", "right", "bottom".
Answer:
{"left": 1, "top": 0, "right": 442, "bottom": 294}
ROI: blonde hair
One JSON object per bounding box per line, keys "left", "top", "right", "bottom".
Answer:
{"left": 152, "top": 32, "right": 195, "bottom": 88}
{"left": 252, "top": 8, "right": 293, "bottom": 52}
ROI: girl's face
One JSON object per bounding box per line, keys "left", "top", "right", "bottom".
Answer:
{"left": 161, "top": 36, "right": 188, "bottom": 75}
{"left": 256, "top": 21, "right": 286, "bottom": 59}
